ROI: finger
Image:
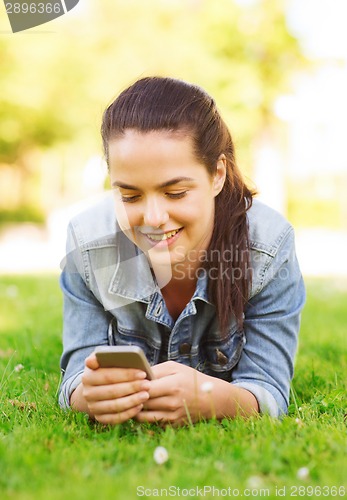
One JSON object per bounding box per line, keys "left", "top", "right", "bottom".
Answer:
{"left": 85, "top": 353, "right": 99, "bottom": 370}
{"left": 135, "top": 409, "right": 183, "bottom": 425}
{"left": 95, "top": 404, "right": 144, "bottom": 425}
{"left": 82, "top": 367, "right": 147, "bottom": 387}
{"left": 84, "top": 379, "right": 151, "bottom": 402}
{"left": 151, "top": 360, "right": 179, "bottom": 378}
{"left": 145, "top": 374, "right": 179, "bottom": 399}
{"left": 142, "top": 395, "right": 175, "bottom": 411}
{"left": 89, "top": 391, "right": 150, "bottom": 416}
{"left": 135, "top": 410, "right": 166, "bottom": 423}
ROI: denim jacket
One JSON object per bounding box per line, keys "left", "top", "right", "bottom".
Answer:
{"left": 59, "top": 194, "right": 305, "bottom": 417}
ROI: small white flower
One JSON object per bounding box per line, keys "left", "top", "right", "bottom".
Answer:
{"left": 153, "top": 446, "right": 169, "bottom": 465}
{"left": 200, "top": 381, "right": 214, "bottom": 393}
{"left": 214, "top": 461, "right": 225, "bottom": 471}
{"left": 297, "top": 467, "right": 310, "bottom": 480}
{"left": 14, "top": 364, "right": 24, "bottom": 373}
{"left": 247, "top": 475, "right": 264, "bottom": 489}
{"left": 6, "top": 285, "right": 18, "bottom": 298}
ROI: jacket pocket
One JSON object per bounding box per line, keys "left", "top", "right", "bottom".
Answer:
{"left": 108, "top": 318, "right": 160, "bottom": 365}
{"left": 199, "top": 328, "right": 246, "bottom": 381}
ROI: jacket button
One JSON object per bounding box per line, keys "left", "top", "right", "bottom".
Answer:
{"left": 179, "top": 343, "right": 191, "bottom": 355}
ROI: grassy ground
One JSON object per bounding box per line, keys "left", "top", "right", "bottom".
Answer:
{"left": 0, "top": 275, "right": 346, "bottom": 500}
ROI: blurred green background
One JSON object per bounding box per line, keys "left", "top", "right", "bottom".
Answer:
{"left": 0, "top": 0, "right": 347, "bottom": 274}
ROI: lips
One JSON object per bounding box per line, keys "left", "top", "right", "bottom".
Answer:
{"left": 145, "top": 228, "right": 181, "bottom": 242}
{"left": 139, "top": 227, "right": 183, "bottom": 243}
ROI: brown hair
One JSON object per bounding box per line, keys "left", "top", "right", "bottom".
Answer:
{"left": 101, "top": 76, "right": 254, "bottom": 335}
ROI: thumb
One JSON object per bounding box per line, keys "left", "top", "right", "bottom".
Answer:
{"left": 85, "top": 353, "right": 99, "bottom": 370}
{"left": 151, "top": 360, "right": 179, "bottom": 378}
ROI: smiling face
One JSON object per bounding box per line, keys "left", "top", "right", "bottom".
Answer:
{"left": 108, "top": 130, "right": 226, "bottom": 276}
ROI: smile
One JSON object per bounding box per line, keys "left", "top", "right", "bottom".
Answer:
{"left": 143, "top": 228, "right": 182, "bottom": 242}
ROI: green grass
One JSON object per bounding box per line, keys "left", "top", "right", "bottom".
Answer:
{"left": 0, "top": 206, "right": 45, "bottom": 226}
{"left": 0, "top": 275, "right": 346, "bottom": 500}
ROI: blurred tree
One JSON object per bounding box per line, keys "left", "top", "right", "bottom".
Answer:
{"left": 196, "top": 0, "right": 306, "bottom": 160}
{"left": 0, "top": 0, "right": 305, "bottom": 220}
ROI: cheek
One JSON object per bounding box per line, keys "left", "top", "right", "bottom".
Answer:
{"left": 114, "top": 199, "right": 138, "bottom": 231}
{"left": 182, "top": 203, "right": 215, "bottom": 241}
{"left": 177, "top": 203, "right": 210, "bottom": 228}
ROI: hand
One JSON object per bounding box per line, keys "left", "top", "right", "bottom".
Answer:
{"left": 78, "top": 353, "right": 151, "bottom": 425}
{"left": 135, "top": 361, "right": 226, "bottom": 426}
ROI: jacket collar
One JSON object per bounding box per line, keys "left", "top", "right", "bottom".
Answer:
{"left": 108, "top": 230, "right": 212, "bottom": 305}
{"left": 108, "top": 231, "right": 158, "bottom": 303}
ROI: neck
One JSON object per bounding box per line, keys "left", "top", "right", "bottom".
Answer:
{"left": 149, "top": 252, "right": 205, "bottom": 291}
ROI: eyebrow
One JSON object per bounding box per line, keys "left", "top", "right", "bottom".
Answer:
{"left": 112, "top": 176, "right": 195, "bottom": 190}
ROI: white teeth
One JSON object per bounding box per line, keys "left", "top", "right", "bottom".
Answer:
{"left": 146, "top": 229, "right": 180, "bottom": 241}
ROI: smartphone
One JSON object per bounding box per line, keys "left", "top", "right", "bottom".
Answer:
{"left": 94, "top": 346, "right": 154, "bottom": 380}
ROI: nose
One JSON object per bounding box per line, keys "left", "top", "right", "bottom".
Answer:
{"left": 143, "top": 196, "right": 169, "bottom": 228}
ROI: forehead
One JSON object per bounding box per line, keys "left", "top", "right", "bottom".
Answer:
{"left": 108, "top": 130, "right": 195, "bottom": 164}
{"left": 108, "top": 130, "right": 211, "bottom": 186}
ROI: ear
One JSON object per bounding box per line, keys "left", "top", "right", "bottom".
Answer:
{"left": 212, "top": 154, "right": 227, "bottom": 196}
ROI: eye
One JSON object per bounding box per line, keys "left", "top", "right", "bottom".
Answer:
{"left": 121, "top": 195, "right": 141, "bottom": 203}
{"left": 165, "top": 191, "right": 187, "bottom": 199}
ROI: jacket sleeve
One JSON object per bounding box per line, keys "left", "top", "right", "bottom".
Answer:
{"left": 58, "top": 222, "right": 111, "bottom": 409}
{"left": 231, "top": 228, "right": 305, "bottom": 416}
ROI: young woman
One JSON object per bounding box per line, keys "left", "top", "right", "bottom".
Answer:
{"left": 59, "top": 76, "right": 305, "bottom": 425}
